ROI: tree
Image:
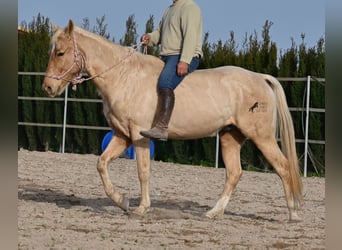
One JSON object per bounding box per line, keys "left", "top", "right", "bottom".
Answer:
{"left": 93, "top": 15, "right": 110, "bottom": 39}
{"left": 198, "top": 32, "right": 211, "bottom": 69}
{"left": 120, "top": 14, "right": 137, "bottom": 46}
{"left": 81, "top": 17, "right": 90, "bottom": 31}
{"left": 144, "top": 15, "right": 159, "bottom": 55}
{"left": 18, "top": 13, "right": 53, "bottom": 151}
{"left": 259, "top": 20, "right": 278, "bottom": 75}
{"left": 238, "top": 31, "right": 260, "bottom": 71}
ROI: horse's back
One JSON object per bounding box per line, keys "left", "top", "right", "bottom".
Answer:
{"left": 168, "top": 66, "right": 276, "bottom": 139}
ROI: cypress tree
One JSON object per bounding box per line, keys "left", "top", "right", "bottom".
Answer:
{"left": 199, "top": 32, "right": 211, "bottom": 69}
{"left": 120, "top": 14, "right": 137, "bottom": 46}
{"left": 144, "top": 15, "right": 159, "bottom": 56}
{"left": 93, "top": 15, "right": 111, "bottom": 39}
{"left": 18, "top": 14, "right": 51, "bottom": 151}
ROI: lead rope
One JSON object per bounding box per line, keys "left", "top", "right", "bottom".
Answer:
{"left": 132, "top": 42, "right": 148, "bottom": 55}
{"left": 71, "top": 42, "right": 147, "bottom": 91}
{"left": 79, "top": 41, "right": 147, "bottom": 83}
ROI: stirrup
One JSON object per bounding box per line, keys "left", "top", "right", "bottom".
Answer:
{"left": 140, "top": 127, "right": 168, "bottom": 141}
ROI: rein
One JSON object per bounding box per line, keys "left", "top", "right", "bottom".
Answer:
{"left": 45, "top": 33, "right": 147, "bottom": 91}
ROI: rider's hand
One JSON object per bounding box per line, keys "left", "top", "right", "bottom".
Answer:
{"left": 141, "top": 34, "right": 150, "bottom": 46}
{"left": 177, "top": 61, "right": 189, "bottom": 76}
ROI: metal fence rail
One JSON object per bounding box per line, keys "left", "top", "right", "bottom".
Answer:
{"left": 18, "top": 72, "right": 325, "bottom": 177}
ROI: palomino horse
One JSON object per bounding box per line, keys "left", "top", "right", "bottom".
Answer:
{"left": 42, "top": 20, "right": 302, "bottom": 221}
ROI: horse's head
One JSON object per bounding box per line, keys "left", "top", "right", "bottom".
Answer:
{"left": 42, "top": 20, "right": 84, "bottom": 97}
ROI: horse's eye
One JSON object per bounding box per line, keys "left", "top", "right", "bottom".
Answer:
{"left": 56, "top": 52, "right": 65, "bottom": 57}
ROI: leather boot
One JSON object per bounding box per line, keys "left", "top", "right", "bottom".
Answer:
{"left": 140, "top": 88, "right": 175, "bottom": 141}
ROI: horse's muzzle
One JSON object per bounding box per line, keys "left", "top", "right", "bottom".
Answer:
{"left": 42, "top": 82, "right": 56, "bottom": 97}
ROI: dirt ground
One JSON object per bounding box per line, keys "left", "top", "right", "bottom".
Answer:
{"left": 18, "top": 149, "right": 325, "bottom": 249}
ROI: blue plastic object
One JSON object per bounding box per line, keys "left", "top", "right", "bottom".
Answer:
{"left": 101, "top": 130, "right": 155, "bottom": 159}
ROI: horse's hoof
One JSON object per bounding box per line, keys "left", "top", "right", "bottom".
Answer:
{"left": 205, "top": 213, "right": 214, "bottom": 219}
{"left": 132, "top": 206, "right": 149, "bottom": 216}
{"left": 205, "top": 210, "right": 223, "bottom": 220}
{"left": 118, "top": 196, "right": 129, "bottom": 212}
{"left": 289, "top": 215, "right": 301, "bottom": 222}
{"left": 288, "top": 211, "right": 301, "bottom": 222}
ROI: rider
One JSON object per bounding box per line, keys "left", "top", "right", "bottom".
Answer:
{"left": 140, "top": 0, "right": 203, "bottom": 140}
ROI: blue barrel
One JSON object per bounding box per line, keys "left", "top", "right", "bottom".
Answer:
{"left": 101, "top": 130, "right": 155, "bottom": 159}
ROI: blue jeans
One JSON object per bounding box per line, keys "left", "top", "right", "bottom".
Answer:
{"left": 158, "top": 55, "right": 200, "bottom": 92}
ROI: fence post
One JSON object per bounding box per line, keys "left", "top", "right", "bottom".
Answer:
{"left": 61, "top": 87, "right": 68, "bottom": 153}
{"left": 215, "top": 132, "right": 219, "bottom": 168}
{"left": 303, "top": 76, "right": 311, "bottom": 177}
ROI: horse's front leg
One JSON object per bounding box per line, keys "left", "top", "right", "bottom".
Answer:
{"left": 97, "top": 134, "right": 130, "bottom": 212}
{"left": 131, "top": 138, "right": 151, "bottom": 215}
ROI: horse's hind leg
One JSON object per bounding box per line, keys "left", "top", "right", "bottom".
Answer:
{"left": 253, "top": 137, "right": 301, "bottom": 221}
{"left": 206, "top": 127, "right": 246, "bottom": 219}
{"left": 97, "top": 134, "right": 130, "bottom": 212}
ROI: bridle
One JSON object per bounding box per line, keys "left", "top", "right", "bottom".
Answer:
{"left": 45, "top": 34, "right": 86, "bottom": 91}
{"left": 45, "top": 33, "right": 146, "bottom": 91}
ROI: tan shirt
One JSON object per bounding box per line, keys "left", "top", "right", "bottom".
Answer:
{"left": 148, "top": 0, "right": 203, "bottom": 64}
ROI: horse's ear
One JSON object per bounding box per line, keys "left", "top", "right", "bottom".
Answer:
{"left": 65, "top": 20, "right": 74, "bottom": 36}
{"left": 51, "top": 24, "right": 59, "bottom": 33}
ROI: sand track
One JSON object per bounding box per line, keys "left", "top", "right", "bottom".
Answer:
{"left": 18, "top": 150, "right": 325, "bottom": 249}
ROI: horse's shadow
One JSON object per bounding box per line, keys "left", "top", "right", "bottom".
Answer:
{"left": 18, "top": 187, "right": 115, "bottom": 213}
{"left": 18, "top": 187, "right": 276, "bottom": 222}
{"left": 18, "top": 186, "right": 209, "bottom": 218}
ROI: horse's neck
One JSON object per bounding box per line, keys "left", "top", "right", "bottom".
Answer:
{"left": 74, "top": 28, "right": 164, "bottom": 102}
{"left": 76, "top": 29, "right": 130, "bottom": 79}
